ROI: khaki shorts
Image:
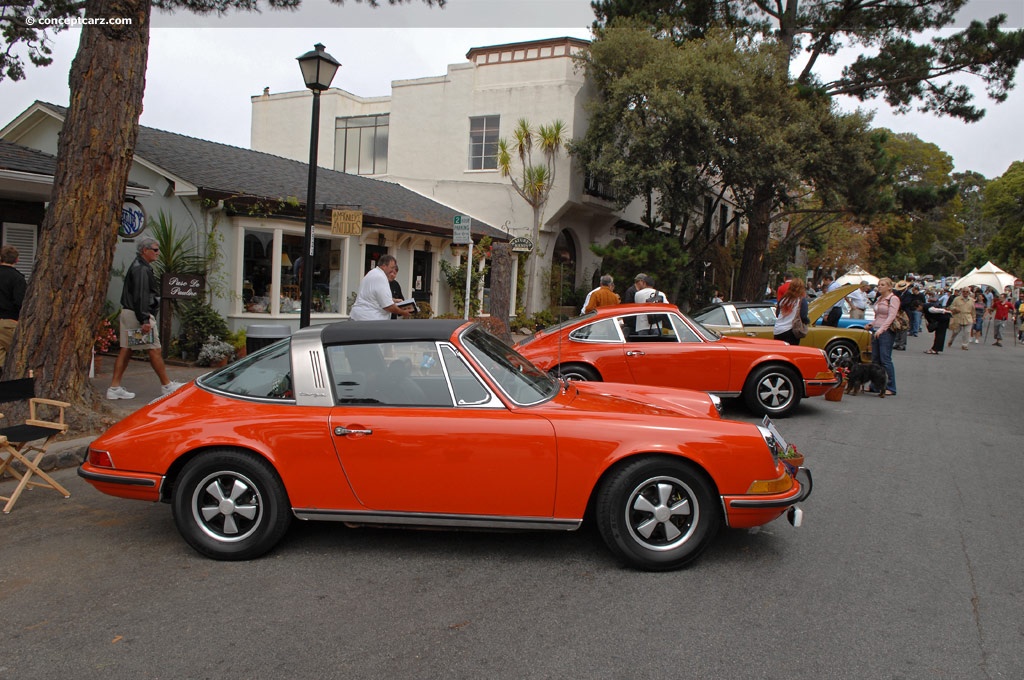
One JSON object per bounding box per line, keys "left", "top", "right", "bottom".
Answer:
{"left": 120, "top": 309, "right": 161, "bottom": 350}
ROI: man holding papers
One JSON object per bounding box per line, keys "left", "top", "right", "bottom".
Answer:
{"left": 350, "top": 254, "right": 414, "bottom": 321}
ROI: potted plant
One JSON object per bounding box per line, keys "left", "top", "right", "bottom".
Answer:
{"left": 779, "top": 444, "right": 804, "bottom": 470}
{"left": 198, "top": 335, "right": 234, "bottom": 367}
{"left": 229, "top": 328, "right": 247, "bottom": 359}
{"left": 94, "top": 318, "right": 118, "bottom": 355}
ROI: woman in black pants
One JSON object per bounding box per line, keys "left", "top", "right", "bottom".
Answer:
{"left": 923, "top": 301, "right": 952, "bottom": 354}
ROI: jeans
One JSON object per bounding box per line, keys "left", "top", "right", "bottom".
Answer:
{"left": 910, "top": 310, "right": 922, "bottom": 335}
{"left": 871, "top": 329, "right": 896, "bottom": 394}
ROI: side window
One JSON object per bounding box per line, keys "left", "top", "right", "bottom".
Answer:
{"left": 738, "top": 307, "right": 770, "bottom": 326}
{"left": 569, "top": 318, "right": 622, "bottom": 342}
{"left": 441, "top": 346, "right": 491, "bottom": 405}
{"left": 695, "top": 307, "right": 728, "bottom": 326}
{"left": 201, "top": 340, "right": 293, "bottom": 400}
{"left": 667, "top": 316, "right": 702, "bottom": 343}
{"left": 327, "top": 342, "right": 452, "bottom": 406}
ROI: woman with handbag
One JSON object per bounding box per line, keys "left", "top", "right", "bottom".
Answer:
{"left": 774, "top": 278, "right": 809, "bottom": 346}
{"left": 866, "top": 278, "right": 900, "bottom": 395}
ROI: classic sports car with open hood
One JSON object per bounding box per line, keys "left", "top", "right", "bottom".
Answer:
{"left": 693, "top": 284, "right": 872, "bottom": 365}
{"left": 79, "top": 320, "right": 811, "bottom": 571}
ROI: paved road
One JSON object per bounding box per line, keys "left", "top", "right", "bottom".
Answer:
{"left": 2, "top": 332, "right": 1022, "bottom": 679}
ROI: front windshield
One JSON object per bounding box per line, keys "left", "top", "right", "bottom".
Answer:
{"left": 460, "top": 327, "right": 559, "bottom": 405}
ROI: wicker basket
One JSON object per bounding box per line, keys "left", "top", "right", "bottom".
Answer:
{"left": 824, "top": 382, "right": 845, "bottom": 402}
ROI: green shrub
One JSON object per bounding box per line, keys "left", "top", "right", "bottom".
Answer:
{"left": 178, "top": 301, "right": 229, "bottom": 360}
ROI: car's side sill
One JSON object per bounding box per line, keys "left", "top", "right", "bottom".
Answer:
{"left": 293, "top": 508, "right": 581, "bottom": 532}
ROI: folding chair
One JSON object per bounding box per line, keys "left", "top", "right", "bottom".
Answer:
{"left": 0, "top": 376, "right": 72, "bottom": 513}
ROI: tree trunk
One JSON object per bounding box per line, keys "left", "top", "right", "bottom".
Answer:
{"left": 488, "top": 242, "right": 513, "bottom": 343}
{"left": 4, "top": 0, "right": 151, "bottom": 430}
{"left": 736, "top": 185, "right": 776, "bottom": 301}
{"left": 524, "top": 204, "right": 543, "bottom": 313}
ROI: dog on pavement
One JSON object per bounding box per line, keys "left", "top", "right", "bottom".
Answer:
{"left": 835, "top": 356, "right": 888, "bottom": 397}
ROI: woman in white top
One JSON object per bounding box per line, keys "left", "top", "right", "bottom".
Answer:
{"left": 774, "top": 278, "right": 809, "bottom": 345}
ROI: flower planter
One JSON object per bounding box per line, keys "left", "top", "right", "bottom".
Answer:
{"left": 824, "top": 382, "right": 845, "bottom": 402}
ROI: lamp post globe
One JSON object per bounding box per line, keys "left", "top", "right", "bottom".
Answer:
{"left": 296, "top": 43, "right": 340, "bottom": 328}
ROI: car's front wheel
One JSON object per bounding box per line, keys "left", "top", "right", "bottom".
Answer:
{"left": 172, "top": 449, "right": 292, "bottom": 561}
{"left": 595, "top": 457, "right": 720, "bottom": 571}
{"left": 744, "top": 364, "right": 802, "bottom": 417}
{"left": 825, "top": 340, "right": 859, "bottom": 366}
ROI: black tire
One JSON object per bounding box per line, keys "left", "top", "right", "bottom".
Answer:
{"left": 172, "top": 449, "right": 292, "bottom": 561}
{"left": 825, "top": 340, "right": 859, "bottom": 366}
{"left": 743, "top": 364, "right": 802, "bottom": 417}
{"left": 595, "top": 456, "right": 720, "bottom": 571}
{"left": 553, "top": 363, "right": 601, "bottom": 382}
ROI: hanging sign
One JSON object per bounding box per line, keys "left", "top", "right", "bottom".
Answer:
{"left": 332, "top": 209, "right": 363, "bottom": 236}
{"left": 119, "top": 198, "right": 147, "bottom": 239}
{"left": 510, "top": 237, "right": 534, "bottom": 253}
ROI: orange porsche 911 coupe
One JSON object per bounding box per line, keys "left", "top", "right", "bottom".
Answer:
{"left": 515, "top": 304, "right": 839, "bottom": 418}
{"left": 79, "top": 320, "right": 811, "bottom": 571}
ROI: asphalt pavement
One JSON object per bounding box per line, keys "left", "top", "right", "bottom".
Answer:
{"left": 2, "top": 330, "right": 1024, "bottom": 678}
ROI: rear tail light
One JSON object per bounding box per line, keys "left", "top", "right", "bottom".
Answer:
{"left": 88, "top": 448, "right": 114, "bottom": 468}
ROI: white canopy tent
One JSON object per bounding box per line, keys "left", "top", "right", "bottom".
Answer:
{"left": 951, "top": 261, "right": 1017, "bottom": 292}
{"left": 835, "top": 265, "right": 879, "bottom": 287}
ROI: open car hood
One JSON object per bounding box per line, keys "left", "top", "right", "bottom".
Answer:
{"left": 808, "top": 283, "right": 859, "bottom": 320}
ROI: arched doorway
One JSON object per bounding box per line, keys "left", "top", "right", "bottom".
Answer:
{"left": 551, "top": 229, "right": 578, "bottom": 307}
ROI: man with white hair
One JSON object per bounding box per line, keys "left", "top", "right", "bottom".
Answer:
{"left": 583, "top": 275, "right": 619, "bottom": 313}
{"left": 847, "top": 281, "right": 871, "bottom": 320}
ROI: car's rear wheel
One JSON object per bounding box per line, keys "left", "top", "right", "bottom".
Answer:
{"left": 595, "top": 457, "right": 720, "bottom": 571}
{"left": 172, "top": 449, "right": 291, "bottom": 561}
{"left": 553, "top": 363, "right": 601, "bottom": 382}
{"left": 744, "top": 364, "right": 801, "bottom": 417}
{"left": 825, "top": 340, "right": 859, "bottom": 366}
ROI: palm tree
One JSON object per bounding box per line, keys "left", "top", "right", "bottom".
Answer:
{"left": 496, "top": 118, "right": 566, "bottom": 313}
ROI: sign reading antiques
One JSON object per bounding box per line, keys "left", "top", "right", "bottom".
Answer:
{"left": 161, "top": 273, "right": 205, "bottom": 300}
{"left": 331, "top": 209, "right": 363, "bottom": 236}
{"left": 509, "top": 236, "right": 534, "bottom": 253}
{"left": 119, "top": 198, "right": 147, "bottom": 239}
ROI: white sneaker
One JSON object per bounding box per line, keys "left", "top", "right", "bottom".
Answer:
{"left": 161, "top": 381, "right": 184, "bottom": 396}
{"left": 107, "top": 386, "right": 136, "bottom": 400}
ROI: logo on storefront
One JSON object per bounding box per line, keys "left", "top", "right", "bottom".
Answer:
{"left": 119, "top": 198, "right": 147, "bottom": 239}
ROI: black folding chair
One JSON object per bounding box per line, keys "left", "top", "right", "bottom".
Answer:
{"left": 0, "top": 377, "right": 71, "bottom": 513}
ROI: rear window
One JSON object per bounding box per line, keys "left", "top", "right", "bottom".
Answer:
{"left": 199, "top": 339, "right": 293, "bottom": 400}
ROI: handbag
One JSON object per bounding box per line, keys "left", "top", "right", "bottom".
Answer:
{"left": 890, "top": 311, "right": 910, "bottom": 334}
{"left": 791, "top": 315, "right": 809, "bottom": 339}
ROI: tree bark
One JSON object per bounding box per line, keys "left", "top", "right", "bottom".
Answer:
{"left": 488, "top": 242, "right": 513, "bottom": 343}
{"left": 735, "top": 184, "right": 776, "bottom": 301}
{"left": 5, "top": 0, "right": 151, "bottom": 429}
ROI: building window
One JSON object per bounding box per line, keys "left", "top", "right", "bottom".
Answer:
{"left": 468, "top": 115, "right": 499, "bottom": 170}
{"left": 241, "top": 227, "right": 343, "bottom": 315}
{"left": 335, "top": 114, "right": 389, "bottom": 175}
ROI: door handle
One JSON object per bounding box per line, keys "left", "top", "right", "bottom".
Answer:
{"left": 335, "top": 427, "right": 373, "bottom": 436}
{"left": 626, "top": 350, "right": 646, "bottom": 357}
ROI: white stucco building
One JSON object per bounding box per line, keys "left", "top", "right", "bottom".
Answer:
{"left": 252, "top": 37, "right": 674, "bottom": 312}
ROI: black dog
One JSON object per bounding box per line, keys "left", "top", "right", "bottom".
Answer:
{"left": 835, "top": 356, "right": 888, "bottom": 397}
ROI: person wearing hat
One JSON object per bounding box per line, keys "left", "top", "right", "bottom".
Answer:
{"left": 892, "top": 280, "right": 911, "bottom": 350}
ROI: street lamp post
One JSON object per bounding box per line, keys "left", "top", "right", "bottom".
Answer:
{"left": 296, "top": 43, "right": 340, "bottom": 328}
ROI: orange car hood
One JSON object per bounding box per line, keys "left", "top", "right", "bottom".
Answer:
{"left": 551, "top": 381, "right": 720, "bottom": 420}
